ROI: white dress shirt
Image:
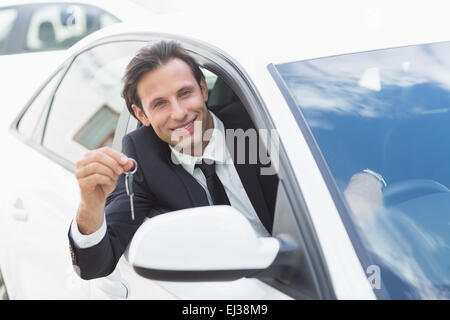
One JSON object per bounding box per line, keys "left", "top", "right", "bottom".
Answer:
{"left": 70, "top": 111, "right": 269, "bottom": 249}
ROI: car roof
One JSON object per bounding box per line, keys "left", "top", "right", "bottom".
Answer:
{"left": 0, "top": 0, "right": 157, "bottom": 21}
{"left": 40, "top": 0, "right": 450, "bottom": 76}
{"left": 0, "top": 0, "right": 136, "bottom": 6}
{"left": 62, "top": 0, "right": 450, "bottom": 69}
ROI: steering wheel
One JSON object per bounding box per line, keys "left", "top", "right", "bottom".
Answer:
{"left": 383, "top": 179, "right": 450, "bottom": 207}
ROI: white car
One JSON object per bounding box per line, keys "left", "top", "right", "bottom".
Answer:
{"left": 1, "top": 1, "right": 450, "bottom": 300}
{"left": 0, "top": 0, "right": 157, "bottom": 128}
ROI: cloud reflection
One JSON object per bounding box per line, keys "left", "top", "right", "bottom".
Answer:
{"left": 277, "top": 40, "right": 450, "bottom": 299}
{"left": 278, "top": 41, "right": 450, "bottom": 123}
{"left": 353, "top": 205, "right": 450, "bottom": 299}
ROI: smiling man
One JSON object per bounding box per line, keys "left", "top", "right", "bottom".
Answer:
{"left": 68, "top": 41, "right": 279, "bottom": 280}
{"left": 131, "top": 56, "right": 213, "bottom": 156}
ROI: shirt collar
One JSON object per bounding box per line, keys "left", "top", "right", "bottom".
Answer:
{"left": 169, "top": 111, "right": 228, "bottom": 175}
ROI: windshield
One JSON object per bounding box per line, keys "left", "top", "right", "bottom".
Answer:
{"left": 275, "top": 41, "right": 450, "bottom": 299}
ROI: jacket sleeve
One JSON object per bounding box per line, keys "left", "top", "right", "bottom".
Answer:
{"left": 68, "top": 134, "right": 157, "bottom": 280}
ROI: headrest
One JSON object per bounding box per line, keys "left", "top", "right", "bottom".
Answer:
{"left": 207, "top": 77, "right": 238, "bottom": 108}
{"left": 38, "top": 21, "right": 56, "bottom": 44}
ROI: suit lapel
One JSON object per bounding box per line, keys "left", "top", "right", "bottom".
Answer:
{"left": 137, "top": 126, "right": 209, "bottom": 210}
{"left": 165, "top": 152, "right": 210, "bottom": 208}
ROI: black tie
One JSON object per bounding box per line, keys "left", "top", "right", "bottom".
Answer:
{"left": 195, "top": 161, "right": 231, "bottom": 205}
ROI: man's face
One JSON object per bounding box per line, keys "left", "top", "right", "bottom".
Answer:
{"left": 132, "top": 58, "right": 212, "bottom": 154}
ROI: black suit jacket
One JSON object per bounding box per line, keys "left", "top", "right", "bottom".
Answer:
{"left": 68, "top": 102, "right": 279, "bottom": 280}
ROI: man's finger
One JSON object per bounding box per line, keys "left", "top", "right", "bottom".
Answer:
{"left": 76, "top": 162, "right": 118, "bottom": 181}
{"left": 78, "top": 174, "right": 115, "bottom": 191}
{"left": 98, "top": 147, "right": 136, "bottom": 172}
{"left": 78, "top": 150, "right": 125, "bottom": 175}
{"left": 100, "top": 147, "right": 130, "bottom": 166}
{"left": 123, "top": 159, "right": 135, "bottom": 172}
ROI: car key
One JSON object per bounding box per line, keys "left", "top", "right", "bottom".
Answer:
{"left": 125, "top": 158, "right": 138, "bottom": 221}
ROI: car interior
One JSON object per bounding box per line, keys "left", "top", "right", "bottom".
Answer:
{"left": 206, "top": 76, "right": 239, "bottom": 109}
{"left": 133, "top": 69, "right": 280, "bottom": 229}
{"left": 38, "top": 21, "right": 57, "bottom": 48}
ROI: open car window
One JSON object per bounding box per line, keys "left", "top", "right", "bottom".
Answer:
{"left": 41, "top": 41, "right": 145, "bottom": 165}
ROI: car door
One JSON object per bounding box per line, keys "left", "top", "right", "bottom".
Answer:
{"left": 3, "top": 40, "right": 149, "bottom": 299}
{"left": 112, "top": 105, "right": 294, "bottom": 301}
{"left": 2, "top": 65, "right": 89, "bottom": 299}
{"left": 107, "top": 37, "right": 334, "bottom": 299}
{"left": 33, "top": 37, "right": 295, "bottom": 300}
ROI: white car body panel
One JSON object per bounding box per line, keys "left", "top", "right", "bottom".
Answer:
{"left": 0, "top": 51, "right": 66, "bottom": 126}
{"left": 0, "top": 134, "right": 88, "bottom": 299}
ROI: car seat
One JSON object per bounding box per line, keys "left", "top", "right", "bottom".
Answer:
{"left": 207, "top": 77, "right": 238, "bottom": 109}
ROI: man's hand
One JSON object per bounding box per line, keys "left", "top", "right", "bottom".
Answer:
{"left": 344, "top": 171, "right": 384, "bottom": 221}
{"left": 75, "top": 147, "right": 134, "bottom": 235}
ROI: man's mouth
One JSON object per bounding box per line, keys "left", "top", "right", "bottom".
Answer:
{"left": 171, "top": 116, "right": 198, "bottom": 135}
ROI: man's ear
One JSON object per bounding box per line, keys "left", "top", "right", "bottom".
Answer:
{"left": 200, "top": 77, "right": 208, "bottom": 103}
{"left": 132, "top": 104, "right": 151, "bottom": 127}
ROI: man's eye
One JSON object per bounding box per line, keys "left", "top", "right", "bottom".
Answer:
{"left": 154, "top": 101, "right": 166, "bottom": 108}
{"left": 180, "top": 90, "right": 191, "bottom": 97}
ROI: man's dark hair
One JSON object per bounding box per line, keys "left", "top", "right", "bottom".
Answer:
{"left": 121, "top": 41, "right": 204, "bottom": 119}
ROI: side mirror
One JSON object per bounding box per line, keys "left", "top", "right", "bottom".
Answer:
{"left": 128, "top": 206, "right": 283, "bottom": 281}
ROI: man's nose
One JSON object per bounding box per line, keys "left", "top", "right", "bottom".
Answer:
{"left": 170, "top": 99, "right": 188, "bottom": 121}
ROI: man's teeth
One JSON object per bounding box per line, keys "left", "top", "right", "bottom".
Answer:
{"left": 177, "top": 120, "right": 193, "bottom": 130}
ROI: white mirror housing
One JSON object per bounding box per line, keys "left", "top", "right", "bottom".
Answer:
{"left": 128, "top": 205, "right": 281, "bottom": 281}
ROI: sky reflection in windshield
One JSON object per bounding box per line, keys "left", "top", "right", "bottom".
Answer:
{"left": 276, "top": 41, "right": 450, "bottom": 299}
